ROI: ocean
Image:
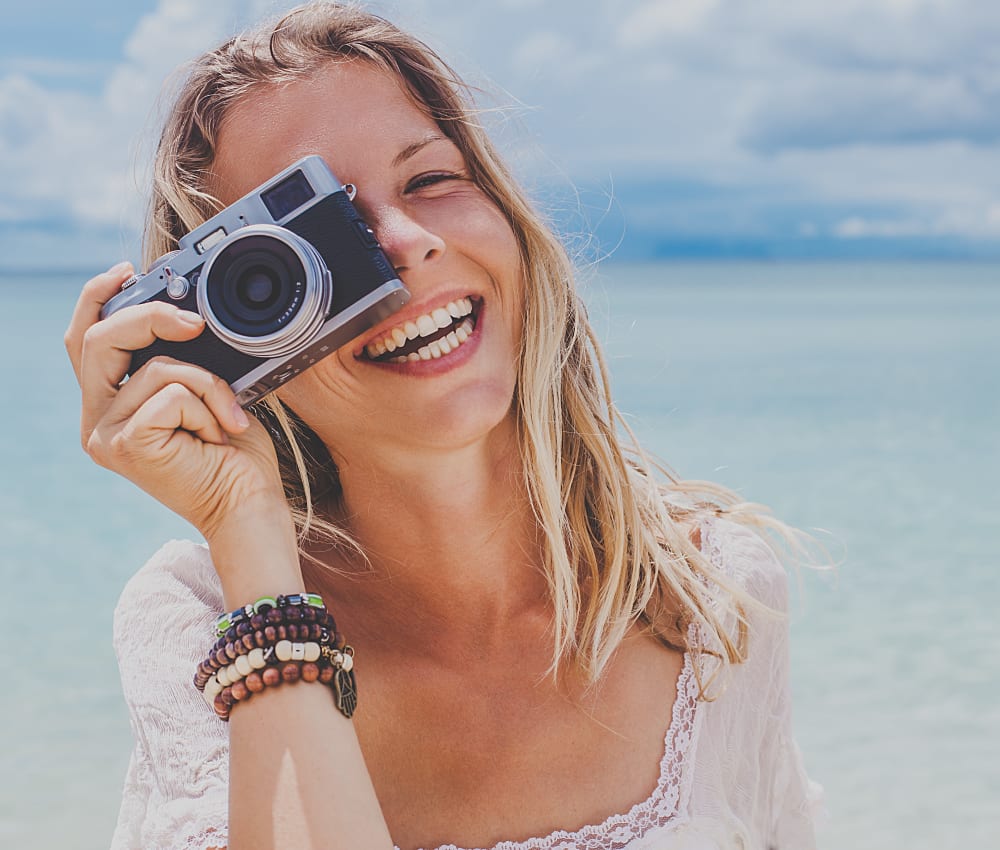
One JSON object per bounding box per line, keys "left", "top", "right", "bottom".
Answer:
{"left": 1, "top": 261, "right": 997, "bottom": 849}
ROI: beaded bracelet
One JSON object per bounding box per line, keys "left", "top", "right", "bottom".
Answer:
{"left": 199, "top": 592, "right": 357, "bottom": 721}
{"left": 197, "top": 638, "right": 329, "bottom": 691}
{"left": 195, "top": 614, "right": 342, "bottom": 685}
{"left": 208, "top": 646, "right": 357, "bottom": 721}
{"left": 193, "top": 622, "right": 337, "bottom": 690}
{"left": 197, "top": 611, "right": 340, "bottom": 675}
{"left": 215, "top": 592, "right": 326, "bottom": 637}
{"left": 219, "top": 603, "right": 329, "bottom": 638}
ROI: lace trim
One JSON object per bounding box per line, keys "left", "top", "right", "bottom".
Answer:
{"left": 181, "top": 825, "right": 227, "bottom": 850}
{"left": 400, "top": 649, "right": 701, "bottom": 850}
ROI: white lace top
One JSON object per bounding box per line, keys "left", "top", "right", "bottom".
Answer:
{"left": 109, "top": 517, "right": 823, "bottom": 850}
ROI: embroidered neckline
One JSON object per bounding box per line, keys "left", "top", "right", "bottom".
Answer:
{"left": 397, "top": 649, "right": 701, "bottom": 850}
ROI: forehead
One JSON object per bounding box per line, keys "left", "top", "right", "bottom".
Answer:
{"left": 210, "top": 60, "right": 443, "bottom": 203}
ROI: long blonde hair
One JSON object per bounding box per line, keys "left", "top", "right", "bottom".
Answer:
{"left": 144, "top": 1, "right": 808, "bottom": 689}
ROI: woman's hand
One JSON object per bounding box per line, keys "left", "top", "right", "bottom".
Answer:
{"left": 64, "top": 262, "right": 290, "bottom": 550}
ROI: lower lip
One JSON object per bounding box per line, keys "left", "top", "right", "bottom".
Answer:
{"left": 360, "top": 301, "right": 486, "bottom": 376}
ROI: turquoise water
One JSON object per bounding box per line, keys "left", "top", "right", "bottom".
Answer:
{"left": 1, "top": 262, "right": 997, "bottom": 849}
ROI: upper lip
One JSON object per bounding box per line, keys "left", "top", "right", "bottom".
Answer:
{"left": 352, "top": 290, "right": 480, "bottom": 357}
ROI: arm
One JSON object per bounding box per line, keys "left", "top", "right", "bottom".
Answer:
{"left": 210, "top": 508, "right": 393, "bottom": 850}
{"left": 66, "top": 264, "right": 393, "bottom": 850}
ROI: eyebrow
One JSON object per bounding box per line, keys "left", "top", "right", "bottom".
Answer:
{"left": 392, "top": 133, "right": 448, "bottom": 168}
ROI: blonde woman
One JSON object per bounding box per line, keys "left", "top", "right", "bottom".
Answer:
{"left": 64, "top": 3, "right": 822, "bottom": 849}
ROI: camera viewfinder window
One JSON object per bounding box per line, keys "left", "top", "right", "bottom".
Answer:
{"left": 195, "top": 228, "right": 228, "bottom": 255}
{"left": 262, "top": 171, "right": 316, "bottom": 221}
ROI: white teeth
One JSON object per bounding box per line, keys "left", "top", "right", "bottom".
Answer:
{"left": 428, "top": 341, "right": 442, "bottom": 358}
{"left": 407, "top": 352, "right": 420, "bottom": 362}
{"left": 365, "top": 343, "right": 377, "bottom": 357}
{"left": 365, "top": 297, "right": 477, "bottom": 361}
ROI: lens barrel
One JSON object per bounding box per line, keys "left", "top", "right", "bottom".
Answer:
{"left": 198, "top": 225, "right": 332, "bottom": 358}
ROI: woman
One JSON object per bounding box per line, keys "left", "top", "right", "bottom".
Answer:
{"left": 64, "top": 3, "right": 822, "bottom": 849}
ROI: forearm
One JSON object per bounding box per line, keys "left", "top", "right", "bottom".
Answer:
{"left": 228, "top": 681, "right": 393, "bottom": 850}
{"left": 210, "top": 510, "right": 393, "bottom": 850}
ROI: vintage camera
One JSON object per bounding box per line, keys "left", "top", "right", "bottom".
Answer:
{"left": 101, "top": 155, "right": 409, "bottom": 406}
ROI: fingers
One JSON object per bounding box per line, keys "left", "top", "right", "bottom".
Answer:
{"left": 89, "top": 382, "right": 228, "bottom": 472}
{"left": 127, "top": 381, "right": 230, "bottom": 451}
{"left": 77, "top": 301, "right": 206, "bottom": 429}
{"left": 64, "top": 261, "right": 134, "bottom": 382}
{"left": 65, "top": 261, "right": 206, "bottom": 383}
{"left": 94, "top": 356, "right": 249, "bottom": 447}
{"left": 84, "top": 374, "right": 249, "bottom": 470}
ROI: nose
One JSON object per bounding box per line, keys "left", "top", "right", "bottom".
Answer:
{"left": 366, "top": 204, "right": 445, "bottom": 275}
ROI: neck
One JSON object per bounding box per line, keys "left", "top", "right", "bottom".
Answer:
{"left": 302, "top": 420, "right": 552, "bottom": 662}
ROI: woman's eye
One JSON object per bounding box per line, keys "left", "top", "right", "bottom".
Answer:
{"left": 406, "top": 172, "right": 462, "bottom": 192}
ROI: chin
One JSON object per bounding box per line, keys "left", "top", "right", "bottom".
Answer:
{"left": 406, "top": 381, "right": 517, "bottom": 451}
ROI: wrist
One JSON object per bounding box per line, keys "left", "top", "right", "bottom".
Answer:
{"left": 205, "top": 497, "right": 305, "bottom": 609}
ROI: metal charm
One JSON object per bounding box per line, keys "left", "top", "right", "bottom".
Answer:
{"left": 334, "top": 665, "right": 358, "bottom": 718}
{"left": 321, "top": 644, "right": 358, "bottom": 718}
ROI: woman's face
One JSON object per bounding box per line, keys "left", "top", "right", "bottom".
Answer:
{"left": 210, "top": 61, "right": 524, "bottom": 464}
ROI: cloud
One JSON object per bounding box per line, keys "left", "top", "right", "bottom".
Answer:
{"left": 0, "top": 57, "right": 113, "bottom": 83}
{"left": 509, "top": 31, "right": 605, "bottom": 86}
{"left": 0, "top": 0, "right": 282, "bottom": 235}
{"left": 835, "top": 204, "right": 1000, "bottom": 239}
{"left": 2, "top": 0, "right": 1000, "bottom": 267}
{"left": 618, "top": 0, "right": 719, "bottom": 47}
{"left": 743, "top": 72, "right": 1000, "bottom": 152}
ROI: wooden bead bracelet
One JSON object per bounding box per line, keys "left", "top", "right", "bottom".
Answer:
{"left": 193, "top": 615, "right": 343, "bottom": 689}
{"left": 198, "top": 592, "right": 357, "bottom": 721}
{"left": 215, "top": 593, "right": 326, "bottom": 637}
{"left": 208, "top": 645, "right": 356, "bottom": 721}
{"left": 217, "top": 601, "right": 335, "bottom": 644}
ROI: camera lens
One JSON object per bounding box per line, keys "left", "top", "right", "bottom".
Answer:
{"left": 199, "top": 225, "right": 332, "bottom": 358}
{"left": 214, "top": 241, "right": 301, "bottom": 334}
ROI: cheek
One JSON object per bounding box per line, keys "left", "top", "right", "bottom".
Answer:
{"left": 449, "top": 201, "right": 525, "bottom": 316}
{"left": 473, "top": 208, "right": 520, "bottom": 264}
{"left": 434, "top": 194, "right": 521, "bottom": 270}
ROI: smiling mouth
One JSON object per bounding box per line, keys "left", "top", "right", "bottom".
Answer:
{"left": 361, "top": 296, "right": 481, "bottom": 363}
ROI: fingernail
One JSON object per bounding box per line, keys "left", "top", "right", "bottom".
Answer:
{"left": 177, "top": 311, "right": 204, "bottom": 326}
{"left": 110, "top": 261, "right": 133, "bottom": 276}
{"left": 232, "top": 403, "right": 250, "bottom": 429}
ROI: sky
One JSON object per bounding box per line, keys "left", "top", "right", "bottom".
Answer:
{"left": 2, "top": 0, "right": 1000, "bottom": 270}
